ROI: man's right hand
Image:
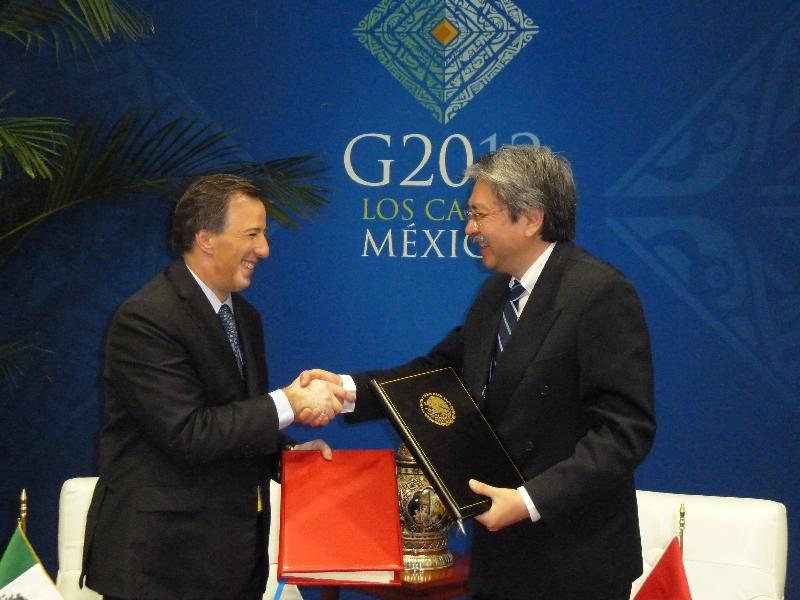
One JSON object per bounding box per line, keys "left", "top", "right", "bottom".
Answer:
{"left": 282, "top": 375, "right": 352, "bottom": 427}
{"left": 298, "top": 369, "right": 343, "bottom": 388}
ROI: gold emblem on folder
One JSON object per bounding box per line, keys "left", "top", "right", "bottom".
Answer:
{"left": 419, "top": 392, "right": 456, "bottom": 426}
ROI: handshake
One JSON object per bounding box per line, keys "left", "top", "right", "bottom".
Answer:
{"left": 281, "top": 369, "right": 351, "bottom": 427}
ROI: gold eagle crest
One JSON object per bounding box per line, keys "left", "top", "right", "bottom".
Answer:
{"left": 419, "top": 392, "right": 456, "bottom": 426}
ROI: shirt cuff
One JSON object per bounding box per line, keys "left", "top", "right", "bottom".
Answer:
{"left": 269, "top": 389, "right": 294, "bottom": 430}
{"left": 517, "top": 486, "right": 542, "bottom": 522}
{"left": 340, "top": 374, "right": 356, "bottom": 414}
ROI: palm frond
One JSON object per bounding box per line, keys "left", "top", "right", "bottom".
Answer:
{"left": 0, "top": 0, "right": 153, "bottom": 58}
{"left": 0, "top": 108, "right": 329, "bottom": 261}
{"left": 0, "top": 110, "right": 71, "bottom": 179}
{"left": 0, "top": 335, "right": 52, "bottom": 394}
{"left": 235, "top": 157, "right": 329, "bottom": 229}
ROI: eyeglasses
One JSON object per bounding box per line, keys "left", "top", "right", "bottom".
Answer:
{"left": 465, "top": 208, "right": 505, "bottom": 227}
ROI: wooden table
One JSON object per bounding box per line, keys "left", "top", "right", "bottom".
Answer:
{"left": 318, "top": 552, "right": 470, "bottom": 600}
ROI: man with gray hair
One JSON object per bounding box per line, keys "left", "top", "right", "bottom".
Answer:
{"left": 305, "top": 145, "right": 656, "bottom": 599}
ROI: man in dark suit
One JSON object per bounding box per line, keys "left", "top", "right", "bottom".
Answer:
{"left": 81, "top": 174, "right": 352, "bottom": 600}
{"left": 304, "top": 145, "right": 656, "bottom": 599}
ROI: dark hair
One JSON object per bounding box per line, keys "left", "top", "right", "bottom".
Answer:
{"left": 170, "top": 174, "right": 265, "bottom": 255}
{"left": 465, "top": 145, "right": 576, "bottom": 242}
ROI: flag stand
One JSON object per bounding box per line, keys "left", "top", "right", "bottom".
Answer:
{"left": 18, "top": 489, "right": 27, "bottom": 534}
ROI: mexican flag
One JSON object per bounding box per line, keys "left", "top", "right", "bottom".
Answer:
{"left": 0, "top": 524, "right": 62, "bottom": 599}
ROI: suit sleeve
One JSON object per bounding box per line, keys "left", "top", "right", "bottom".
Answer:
{"left": 348, "top": 325, "right": 467, "bottom": 422}
{"left": 525, "top": 273, "right": 656, "bottom": 526}
{"left": 105, "top": 300, "right": 283, "bottom": 466}
{"left": 347, "top": 275, "right": 501, "bottom": 422}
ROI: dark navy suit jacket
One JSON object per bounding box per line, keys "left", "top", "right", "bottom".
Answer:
{"left": 83, "top": 260, "right": 289, "bottom": 600}
{"left": 350, "top": 242, "right": 656, "bottom": 598}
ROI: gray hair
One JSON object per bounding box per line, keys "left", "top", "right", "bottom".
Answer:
{"left": 465, "top": 145, "right": 576, "bottom": 242}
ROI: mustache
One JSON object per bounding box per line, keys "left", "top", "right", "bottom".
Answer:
{"left": 468, "top": 233, "right": 488, "bottom": 247}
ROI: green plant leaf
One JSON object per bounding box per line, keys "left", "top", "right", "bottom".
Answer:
{"left": 0, "top": 0, "right": 153, "bottom": 58}
{"left": 0, "top": 110, "right": 71, "bottom": 179}
{"left": 0, "top": 335, "right": 52, "bottom": 394}
{"left": 0, "top": 108, "right": 328, "bottom": 261}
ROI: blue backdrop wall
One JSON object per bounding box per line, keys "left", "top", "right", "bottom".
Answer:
{"left": 1, "top": 1, "right": 798, "bottom": 597}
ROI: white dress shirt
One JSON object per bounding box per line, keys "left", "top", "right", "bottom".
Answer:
{"left": 186, "top": 266, "right": 295, "bottom": 429}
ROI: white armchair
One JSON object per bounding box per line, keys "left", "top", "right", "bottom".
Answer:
{"left": 632, "top": 490, "right": 788, "bottom": 600}
{"left": 56, "top": 477, "right": 101, "bottom": 600}
{"left": 55, "top": 477, "right": 302, "bottom": 600}
{"left": 265, "top": 479, "right": 303, "bottom": 600}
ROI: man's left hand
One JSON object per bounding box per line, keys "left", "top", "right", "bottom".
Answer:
{"left": 469, "top": 479, "right": 530, "bottom": 531}
{"left": 293, "top": 439, "right": 333, "bottom": 460}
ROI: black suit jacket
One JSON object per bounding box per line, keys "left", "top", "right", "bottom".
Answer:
{"left": 82, "top": 260, "right": 289, "bottom": 600}
{"left": 350, "top": 242, "right": 656, "bottom": 598}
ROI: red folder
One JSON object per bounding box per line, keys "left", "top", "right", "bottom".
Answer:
{"left": 277, "top": 449, "right": 403, "bottom": 586}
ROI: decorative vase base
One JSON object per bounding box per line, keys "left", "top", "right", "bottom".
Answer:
{"left": 403, "top": 550, "right": 454, "bottom": 571}
{"left": 396, "top": 444, "right": 455, "bottom": 572}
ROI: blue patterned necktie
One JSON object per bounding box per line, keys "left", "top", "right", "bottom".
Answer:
{"left": 218, "top": 304, "right": 244, "bottom": 376}
{"left": 490, "top": 279, "right": 526, "bottom": 381}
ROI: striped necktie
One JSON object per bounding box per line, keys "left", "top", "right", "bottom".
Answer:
{"left": 218, "top": 304, "right": 244, "bottom": 376}
{"left": 490, "top": 279, "right": 526, "bottom": 381}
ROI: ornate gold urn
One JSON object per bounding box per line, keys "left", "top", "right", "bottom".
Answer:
{"left": 396, "top": 443, "right": 454, "bottom": 570}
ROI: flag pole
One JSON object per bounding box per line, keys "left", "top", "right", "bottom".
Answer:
{"left": 678, "top": 501, "right": 685, "bottom": 558}
{"left": 18, "top": 488, "right": 28, "bottom": 534}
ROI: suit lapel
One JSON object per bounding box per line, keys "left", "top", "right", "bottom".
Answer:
{"left": 166, "top": 261, "right": 246, "bottom": 392}
{"left": 484, "top": 243, "right": 574, "bottom": 414}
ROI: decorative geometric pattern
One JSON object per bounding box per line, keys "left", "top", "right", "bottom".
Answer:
{"left": 354, "top": 0, "right": 539, "bottom": 123}
{"left": 605, "top": 4, "right": 800, "bottom": 412}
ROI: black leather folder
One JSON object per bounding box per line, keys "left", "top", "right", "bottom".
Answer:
{"left": 370, "top": 367, "right": 524, "bottom": 521}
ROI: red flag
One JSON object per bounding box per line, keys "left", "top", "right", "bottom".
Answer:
{"left": 634, "top": 536, "right": 692, "bottom": 600}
